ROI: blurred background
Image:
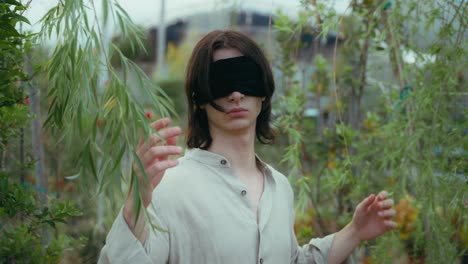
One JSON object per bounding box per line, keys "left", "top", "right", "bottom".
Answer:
{"left": 1, "top": 0, "right": 467, "bottom": 263}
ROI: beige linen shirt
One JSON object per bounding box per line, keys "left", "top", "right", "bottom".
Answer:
{"left": 98, "top": 148, "right": 354, "bottom": 264}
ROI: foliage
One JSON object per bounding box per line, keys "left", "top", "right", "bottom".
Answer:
{"left": 12, "top": 1, "right": 180, "bottom": 260}
{"left": 110, "top": 24, "right": 150, "bottom": 65}
{"left": 0, "top": 173, "right": 81, "bottom": 264}
{"left": 2, "top": 0, "right": 465, "bottom": 262}
{"left": 0, "top": 1, "right": 81, "bottom": 263}
{"left": 273, "top": 0, "right": 468, "bottom": 262}
{"left": 0, "top": 0, "right": 32, "bottom": 149}
{"left": 36, "top": 0, "right": 175, "bottom": 227}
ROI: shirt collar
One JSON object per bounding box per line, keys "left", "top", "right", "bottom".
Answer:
{"left": 185, "top": 148, "right": 273, "bottom": 179}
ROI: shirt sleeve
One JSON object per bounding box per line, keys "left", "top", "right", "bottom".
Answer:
{"left": 285, "top": 179, "right": 355, "bottom": 264}
{"left": 97, "top": 206, "right": 170, "bottom": 264}
{"left": 291, "top": 233, "right": 356, "bottom": 264}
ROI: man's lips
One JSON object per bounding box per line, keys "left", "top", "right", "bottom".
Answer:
{"left": 227, "top": 107, "right": 247, "bottom": 113}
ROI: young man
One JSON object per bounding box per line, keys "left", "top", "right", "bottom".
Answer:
{"left": 98, "top": 30, "right": 396, "bottom": 264}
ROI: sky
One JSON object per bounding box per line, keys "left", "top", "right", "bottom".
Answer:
{"left": 24, "top": 0, "right": 352, "bottom": 30}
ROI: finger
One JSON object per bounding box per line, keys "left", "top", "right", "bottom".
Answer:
{"left": 151, "top": 118, "right": 171, "bottom": 131}
{"left": 137, "top": 118, "right": 171, "bottom": 150}
{"left": 146, "top": 159, "right": 179, "bottom": 185}
{"left": 377, "top": 190, "right": 390, "bottom": 200}
{"left": 378, "top": 208, "right": 396, "bottom": 218}
{"left": 357, "top": 194, "right": 375, "bottom": 213}
{"left": 384, "top": 220, "right": 397, "bottom": 229}
{"left": 142, "top": 145, "right": 183, "bottom": 167}
{"left": 136, "top": 138, "right": 149, "bottom": 159}
{"left": 136, "top": 127, "right": 181, "bottom": 170}
{"left": 165, "top": 134, "right": 179, "bottom": 146}
{"left": 378, "top": 199, "right": 394, "bottom": 209}
{"left": 148, "top": 127, "right": 182, "bottom": 146}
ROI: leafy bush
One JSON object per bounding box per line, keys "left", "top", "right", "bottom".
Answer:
{"left": 0, "top": 174, "right": 80, "bottom": 264}
{"left": 272, "top": 1, "right": 467, "bottom": 262}
{"left": 0, "top": 1, "right": 81, "bottom": 263}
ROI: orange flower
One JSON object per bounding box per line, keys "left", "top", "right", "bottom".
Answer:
{"left": 395, "top": 194, "right": 420, "bottom": 240}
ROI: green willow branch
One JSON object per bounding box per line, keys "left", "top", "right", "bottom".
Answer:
{"left": 36, "top": 1, "right": 175, "bottom": 197}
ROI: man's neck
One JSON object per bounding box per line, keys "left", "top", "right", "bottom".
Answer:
{"left": 208, "top": 126, "right": 265, "bottom": 219}
{"left": 208, "top": 130, "right": 258, "bottom": 177}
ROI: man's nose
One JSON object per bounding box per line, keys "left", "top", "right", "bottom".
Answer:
{"left": 228, "top": 91, "right": 245, "bottom": 102}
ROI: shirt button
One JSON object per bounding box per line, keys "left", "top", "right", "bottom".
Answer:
{"left": 259, "top": 258, "right": 264, "bottom": 264}
{"left": 241, "top": 190, "right": 247, "bottom": 196}
{"left": 220, "top": 159, "right": 227, "bottom": 165}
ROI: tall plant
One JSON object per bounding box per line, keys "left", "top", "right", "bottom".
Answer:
{"left": 2, "top": 0, "right": 177, "bottom": 261}
{"left": 36, "top": 0, "right": 175, "bottom": 232}
{"left": 274, "top": 0, "right": 467, "bottom": 262}
{"left": 0, "top": 1, "right": 80, "bottom": 263}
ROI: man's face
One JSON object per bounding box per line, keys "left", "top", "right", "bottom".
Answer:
{"left": 202, "top": 48, "right": 264, "bottom": 137}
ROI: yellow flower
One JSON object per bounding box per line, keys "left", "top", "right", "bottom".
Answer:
{"left": 395, "top": 194, "right": 420, "bottom": 240}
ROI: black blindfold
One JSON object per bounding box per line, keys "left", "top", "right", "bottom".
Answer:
{"left": 195, "top": 56, "right": 267, "bottom": 105}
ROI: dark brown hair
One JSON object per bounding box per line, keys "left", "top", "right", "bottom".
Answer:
{"left": 185, "top": 30, "right": 275, "bottom": 149}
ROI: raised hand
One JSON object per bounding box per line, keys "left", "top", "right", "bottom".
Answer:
{"left": 123, "top": 118, "right": 182, "bottom": 241}
{"left": 328, "top": 191, "right": 397, "bottom": 263}
{"left": 351, "top": 190, "right": 397, "bottom": 242}
{"left": 133, "top": 117, "right": 183, "bottom": 207}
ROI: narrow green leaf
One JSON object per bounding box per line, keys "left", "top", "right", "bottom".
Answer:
{"left": 88, "top": 145, "right": 98, "bottom": 182}
{"left": 77, "top": 101, "right": 83, "bottom": 135}
{"left": 102, "top": 0, "right": 109, "bottom": 25}
{"left": 116, "top": 12, "right": 126, "bottom": 37}
{"left": 0, "top": 23, "right": 20, "bottom": 36}
{"left": 133, "top": 151, "right": 150, "bottom": 187}
{"left": 92, "top": 114, "right": 99, "bottom": 139}
{"left": 110, "top": 119, "right": 123, "bottom": 145}
{"left": 10, "top": 13, "right": 31, "bottom": 24}
{"left": 109, "top": 143, "right": 126, "bottom": 174}
{"left": 132, "top": 171, "right": 142, "bottom": 227}
{"left": 65, "top": 173, "right": 80, "bottom": 180}
{"left": 4, "top": 0, "right": 23, "bottom": 6}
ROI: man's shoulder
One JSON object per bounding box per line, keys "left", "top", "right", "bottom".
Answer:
{"left": 263, "top": 163, "right": 291, "bottom": 187}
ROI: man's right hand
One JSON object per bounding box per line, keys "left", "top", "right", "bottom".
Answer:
{"left": 123, "top": 117, "right": 182, "bottom": 241}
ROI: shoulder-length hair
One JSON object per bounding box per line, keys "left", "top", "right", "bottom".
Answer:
{"left": 185, "top": 30, "right": 275, "bottom": 149}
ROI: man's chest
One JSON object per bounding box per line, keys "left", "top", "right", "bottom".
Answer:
{"left": 167, "top": 186, "right": 292, "bottom": 263}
